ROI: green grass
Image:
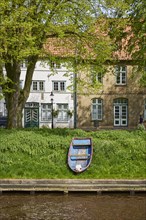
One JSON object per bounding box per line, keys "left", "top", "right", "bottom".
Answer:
{"left": 0, "top": 128, "right": 146, "bottom": 179}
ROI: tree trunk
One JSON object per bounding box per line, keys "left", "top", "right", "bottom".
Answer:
{"left": 6, "top": 92, "right": 20, "bottom": 128}
{"left": 5, "top": 56, "right": 38, "bottom": 129}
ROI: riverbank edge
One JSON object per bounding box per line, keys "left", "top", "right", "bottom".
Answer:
{"left": 0, "top": 179, "right": 146, "bottom": 194}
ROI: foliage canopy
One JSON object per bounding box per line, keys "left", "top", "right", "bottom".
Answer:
{"left": 0, "top": 0, "right": 113, "bottom": 128}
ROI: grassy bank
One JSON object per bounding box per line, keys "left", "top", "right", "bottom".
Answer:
{"left": 0, "top": 128, "right": 146, "bottom": 179}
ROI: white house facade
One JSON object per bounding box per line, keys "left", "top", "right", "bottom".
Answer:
{"left": 0, "top": 61, "right": 74, "bottom": 128}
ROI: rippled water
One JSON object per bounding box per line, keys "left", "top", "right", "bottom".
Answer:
{"left": 0, "top": 193, "right": 146, "bottom": 220}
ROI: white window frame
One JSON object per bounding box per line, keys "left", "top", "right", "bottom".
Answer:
{"left": 91, "top": 98, "right": 103, "bottom": 120}
{"left": 41, "top": 104, "right": 51, "bottom": 121}
{"left": 57, "top": 104, "right": 68, "bottom": 122}
{"left": 32, "top": 81, "right": 45, "bottom": 91}
{"left": 115, "top": 66, "right": 127, "bottom": 85}
{"left": 53, "top": 81, "right": 66, "bottom": 92}
{"left": 50, "top": 61, "right": 61, "bottom": 69}
{"left": 114, "top": 98, "right": 128, "bottom": 126}
{"left": 0, "top": 103, "right": 7, "bottom": 116}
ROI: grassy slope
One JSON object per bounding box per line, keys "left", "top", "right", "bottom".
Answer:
{"left": 0, "top": 128, "right": 146, "bottom": 179}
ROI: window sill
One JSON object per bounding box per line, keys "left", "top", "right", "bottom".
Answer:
{"left": 115, "top": 84, "right": 127, "bottom": 86}
{"left": 91, "top": 119, "right": 102, "bottom": 121}
{"left": 56, "top": 120, "right": 69, "bottom": 123}
{"left": 53, "top": 91, "right": 66, "bottom": 93}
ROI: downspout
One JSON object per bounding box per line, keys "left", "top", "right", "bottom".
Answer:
{"left": 73, "top": 44, "right": 78, "bottom": 129}
{"left": 73, "top": 67, "right": 77, "bottom": 129}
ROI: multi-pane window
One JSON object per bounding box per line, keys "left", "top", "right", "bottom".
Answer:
{"left": 50, "top": 61, "right": 61, "bottom": 69}
{"left": 91, "top": 98, "right": 103, "bottom": 120}
{"left": 91, "top": 65, "right": 103, "bottom": 83}
{"left": 53, "top": 81, "right": 65, "bottom": 92}
{"left": 57, "top": 104, "right": 68, "bottom": 121}
{"left": 41, "top": 104, "right": 51, "bottom": 121}
{"left": 96, "top": 72, "right": 103, "bottom": 83}
{"left": 144, "top": 99, "right": 146, "bottom": 120}
{"left": 115, "top": 66, "right": 127, "bottom": 85}
{"left": 114, "top": 98, "right": 128, "bottom": 126}
{"left": 32, "top": 81, "right": 44, "bottom": 91}
{"left": 92, "top": 72, "right": 103, "bottom": 83}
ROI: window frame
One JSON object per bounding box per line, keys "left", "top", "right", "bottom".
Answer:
{"left": 91, "top": 65, "right": 103, "bottom": 84}
{"left": 91, "top": 98, "right": 103, "bottom": 121}
{"left": 41, "top": 103, "right": 52, "bottom": 121}
{"left": 115, "top": 65, "right": 127, "bottom": 85}
{"left": 113, "top": 98, "right": 128, "bottom": 126}
{"left": 31, "top": 81, "right": 45, "bottom": 92}
{"left": 57, "top": 104, "right": 68, "bottom": 122}
{"left": 52, "top": 81, "right": 66, "bottom": 92}
{"left": 50, "top": 61, "right": 61, "bottom": 69}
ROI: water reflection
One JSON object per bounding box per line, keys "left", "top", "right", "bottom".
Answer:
{"left": 0, "top": 193, "right": 146, "bottom": 220}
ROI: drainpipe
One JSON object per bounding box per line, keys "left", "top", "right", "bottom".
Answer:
{"left": 73, "top": 42, "right": 78, "bottom": 129}
{"left": 73, "top": 70, "right": 77, "bottom": 129}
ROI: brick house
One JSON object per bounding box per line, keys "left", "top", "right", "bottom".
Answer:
{"left": 77, "top": 64, "right": 146, "bottom": 129}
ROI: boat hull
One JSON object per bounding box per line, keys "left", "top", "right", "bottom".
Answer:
{"left": 68, "top": 138, "right": 93, "bottom": 173}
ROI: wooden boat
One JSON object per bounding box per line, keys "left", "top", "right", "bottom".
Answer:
{"left": 68, "top": 137, "right": 93, "bottom": 173}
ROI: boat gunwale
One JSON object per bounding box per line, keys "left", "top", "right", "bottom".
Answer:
{"left": 68, "top": 137, "right": 93, "bottom": 173}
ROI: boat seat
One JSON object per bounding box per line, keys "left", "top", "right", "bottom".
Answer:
{"left": 73, "top": 145, "right": 90, "bottom": 149}
{"left": 71, "top": 157, "right": 89, "bottom": 160}
{"left": 70, "top": 154, "right": 90, "bottom": 160}
{"left": 70, "top": 154, "right": 90, "bottom": 157}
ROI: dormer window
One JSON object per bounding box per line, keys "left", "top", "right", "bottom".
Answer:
{"left": 50, "top": 61, "right": 61, "bottom": 69}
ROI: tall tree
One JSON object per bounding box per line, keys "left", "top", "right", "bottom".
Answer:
{"left": 0, "top": 0, "right": 113, "bottom": 128}
{"left": 101, "top": 0, "right": 146, "bottom": 84}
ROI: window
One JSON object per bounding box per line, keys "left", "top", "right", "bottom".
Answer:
{"left": 91, "top": 66, "right": 103, "bottom": 83}
{"left": 115, "top": 66, "right": 127, "bottom": 85}
{"left": 41, "top": 104, "right": 51, "bottom": 121}
{"left": 96, "top": 72, "right": 103, "bottom": 83}
{"left": 32, "top": 81, "right": 44, "bottom": 91}
{"left": 92, "top": 72, "right": 103, "bottom": 83}
{"left": 91, "top": 98, "right": 103, "bottom": 120}
{"left": 57, "top": 104, "right": 68, "bottom": 121}
{"left": 114, "top": 98, "right": 128, "bottom": 126}
{"left": 144, "top": 99, "right": 146, "bottom": 120}
{"left": 50, "top": 61, "right": 61, "bottom": 69}
{"left": 0, "top": 103, "right": 7, "bottom": 116}
{"left": 53, "top": 81, "right": 66, "bottom": 92}
{"left": 20, "top": 60, "right": 28, "bottom": 68}
{"left": 25, "top": 102, "right": 39, "bottom": 108}
{"left": 19, "top": 80, "right": 23, "bottom": 89}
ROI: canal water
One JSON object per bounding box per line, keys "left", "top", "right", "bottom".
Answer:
{"left": 0, "top": 193, "right": 146, "bottom": 220}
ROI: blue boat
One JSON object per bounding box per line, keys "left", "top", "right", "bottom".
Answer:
{"left": 68, "top": 137, "right": 93, "bottom": 173}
